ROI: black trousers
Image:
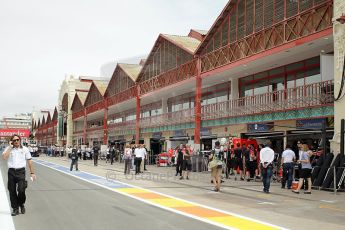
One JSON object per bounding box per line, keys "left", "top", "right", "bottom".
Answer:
{"left": 176, "top": 160, "right": 183, "bottom": 176}
{"left": 7, "top": 168, "right": 27, "bottom": 210}
{"left": 94, "top": 154, "right": 98, "bottom": 166}
{"left": 134, "top": 157, "right": 142, "bottom": 174}
{"left": 70, "top": 159, "right": 78, "bottom": 171}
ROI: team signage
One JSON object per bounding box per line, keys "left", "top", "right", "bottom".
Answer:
{"left": 0, "top": 129, "right": 30, "bottom": 137}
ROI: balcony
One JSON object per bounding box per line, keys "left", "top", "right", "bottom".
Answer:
{"left": 140, "top": 108, "right": 195, "bottom": 128}
{"left": 201, "top": 80, "right": 334, "bottom": 120}
{"left": 108, "top": 120, "right": 136, "bottom": 130}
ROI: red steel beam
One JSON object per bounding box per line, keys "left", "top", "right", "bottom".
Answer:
{"left": 194, "top": 58, "right": 202, "bottom": 145}
{"left": 135, "top": 86, "right": 141, "bottom": 144}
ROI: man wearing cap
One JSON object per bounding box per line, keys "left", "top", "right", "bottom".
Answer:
{"left": 2, "top": 134, "right": 36, "bottom": 216}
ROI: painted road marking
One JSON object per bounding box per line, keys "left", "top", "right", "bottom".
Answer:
{"left": 0, "top": 166, "right": 16, "bottom": 230}
{"left": 319, "top": 205, "right": 345, "bottom": 212}
{"left": 320, "top": 200, "right": 336, "bottom": 204}
{"left": 34, "top": 159, "right": 288, "bottom": 230}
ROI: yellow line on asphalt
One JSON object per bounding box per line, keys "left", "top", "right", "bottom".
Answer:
{"left": 319, "top": 205, "right": 345, "bottom": 212}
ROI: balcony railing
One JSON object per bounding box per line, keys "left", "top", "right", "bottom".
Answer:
{"left": 108, "top": 120, "right": 136, "bottom": 130}
{"left": 140, "top": 108, "right": 195, "bottom": 128}
{"left": 201, "top": 80, "right": 334, "bottom": 120}
{"left": 86, "top": 125, "right": 103, "bottom": 132}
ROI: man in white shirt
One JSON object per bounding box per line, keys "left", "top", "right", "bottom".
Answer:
{"left": 134, "top": 145, "right": 142, "bottom": 174}
{"left": 260, "top": 142, "right": 275, "bottom": 193}
{"left": 2, "top": 134, "right": 36, "bottom": 216}
{"left": 281, "top": 145, "right": 296, "bottom": 189}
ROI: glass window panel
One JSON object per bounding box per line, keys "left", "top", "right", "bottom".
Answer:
{"left": 287, "top": 74, "right": 295, "bottom": 88}
{"left": 208, "top": 97, "right": 217, "bottom": 104}
{"left": 254, "top": 72, "right": 268, "bottom": 80}
{"left": 230, "top": 6, "right": 237, "bottom": 42}
{"left": 295, "top": 73, "right": 305, "bottom": 87}
{"left": 286, "top": 0, "right": 298, "bottom": 18}
{"left": 221, "top": 18, "right": 229, "bottom": 46}
{"left": 306, "top": 56, "right": 320, "bottom": 66}
{"left": 269, "top": 67, "right": 284, "bottom": 75}
{"left": 240, "top": 75, "right": 254, "bottom": 84}
{"left": 254, "top": 86, "right": 268, "bottom": 95}
{"left": 286, "top": 61, "right": 304, "bottom": 71}
{"left": 305, "top": 73, "right": 321, "bottom": 85}
{"left": 246, "top": 0, "right": 254, "bottom": 35}
{"left": 214, "top": 31, "right": 221, "bottom": 50}
{"left": 237, "top": 0, "right": 245, "bottom": 39}
{"left": 217, "top": 95, "right": 228, "bottom": 102}
{"left": 243, "top": 85, "right": 253, "bottom": 97}
{"left": 275, "top": 0, "right": 285, "bottom": 22}
{"left": 264, "top": 0, "right": 274, "bottom": 27}
{"left": 300, "top": 0, "right": 313, "bottom": 12}
{"left": 255, "top": 0, "right": 263, "bottom": 31}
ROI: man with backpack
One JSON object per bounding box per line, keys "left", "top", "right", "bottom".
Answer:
{"left": 209, "top": 141, "right": 224, "bottom": 192}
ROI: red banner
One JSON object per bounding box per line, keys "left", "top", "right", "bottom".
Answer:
{"left": 0, "top": 129, "right": 30, "bottom": 137}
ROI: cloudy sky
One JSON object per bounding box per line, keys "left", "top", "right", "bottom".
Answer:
{"left": 0, "top": 0, "right": 228, "bottom": 118}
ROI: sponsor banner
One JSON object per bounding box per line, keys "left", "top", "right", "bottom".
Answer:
{"left": 172, "top": 130, "right": 186, "bottom": 137}
{"left": 296, "top": 118, "right": 327, "bottom": 129}
{"left": 200, "top": 127, "right": 212, "bottom": 136}
{"left": 152, "top": 132, "right": 162, "bottom": 139}
{"left": 0, "top": 129, "right": 30, "bottom": 137}
{"left": 247, "top": 122, "right": 274, "bottom": 133}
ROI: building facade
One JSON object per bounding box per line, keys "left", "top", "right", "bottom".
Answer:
{"left": 35, "top": 0, "right": 343, "bottom": 155}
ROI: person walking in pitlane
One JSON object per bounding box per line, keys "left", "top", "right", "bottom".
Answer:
{"left": 2, "top": 134, "right": 37, "bottom": 216}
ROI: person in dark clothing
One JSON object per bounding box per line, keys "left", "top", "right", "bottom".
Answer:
{"left": 233, "top": 143, "right": 244, "bottom": 180}
{"left": 245, "top": 145, "right": 257, "bottom": 181}
{"left": 93, "top": 144, "right": 100, "bottom": 166}
{"left": 110, "top": 146, "right": 115, "bottom": 165}
{"left": 70, "top": 147, "right": 79, "bottom": 171}
{"left": 175, "top": 145, "right": 183, "bottom": 176}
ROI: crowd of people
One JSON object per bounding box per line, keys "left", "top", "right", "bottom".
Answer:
{"left": 44, "top": 138, "right": 315, "bottom": 194}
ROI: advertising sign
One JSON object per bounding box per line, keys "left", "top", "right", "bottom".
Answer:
{"left": 0, "top": 129, "right": 30, "bottom": 137}
{"left": 247, "top": 122, "right": 274, "bottom": 133}
{"left": 296, "top": 118, "right": 327, "bottom": 129}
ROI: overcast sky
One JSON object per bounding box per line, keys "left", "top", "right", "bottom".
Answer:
{"left": 0, "top": 0, "right": 228, "bottom": 118}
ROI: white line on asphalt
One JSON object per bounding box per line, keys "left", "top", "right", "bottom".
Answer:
{"left": 34, "top": 160, "right": 289, "bottom": 230}
{"left": 0, "top": 166, "right": 16, "bottom": 230}
{"left": 320, "top": 200, "right": 336, "bottom": 203}
{"left": 257, "top": 202, "right": 276, "bottom": 205}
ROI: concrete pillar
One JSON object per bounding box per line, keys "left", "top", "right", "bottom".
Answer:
{"left": 331, "top": 1, "right": 345, "bottom": 155}
{"left": 231, "top": 78, "right": 239, "bottom": 100}
{"left": 162, "top": 97, "right": 168, "bottom": 114}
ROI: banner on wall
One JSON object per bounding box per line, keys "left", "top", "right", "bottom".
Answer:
{"left": 296, "top": 118, "right": 327, "bottom": 129}
{"left": 0, "top": 129, "right": 30, "bottom": 137}
{"left": 247, "top": 122, "right": 274, "bottom": 133}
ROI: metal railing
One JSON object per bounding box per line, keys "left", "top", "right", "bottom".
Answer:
{"left": 140, "top": 108, "right": 195, "bottom": 128}
{"left": 202, "top": 80, "right": 334, "bottom": 120}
